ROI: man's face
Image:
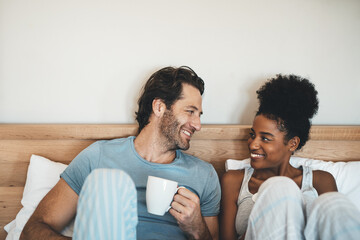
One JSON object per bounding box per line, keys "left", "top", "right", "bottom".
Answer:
{"left": 160, "top": 83, "right": 202, "bottom": 150}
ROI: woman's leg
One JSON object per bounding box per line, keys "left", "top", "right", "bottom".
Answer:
{"left": 305, "top": 192, "right": 360, "bottom": 240}
{"left": 73, "top": 169, "right": 138, "bottom": 240}
{"left": 245, "top": 176, "right": 305, "bottom": 240}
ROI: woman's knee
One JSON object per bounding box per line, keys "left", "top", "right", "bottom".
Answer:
{"left": 259, "top": 176, "right": 300, "bottom": 196}
{"left": 310, "top": 192, "right": 358, "bottom": 216}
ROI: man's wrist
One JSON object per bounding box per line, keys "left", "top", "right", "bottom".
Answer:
{"left": 189, "top": 219, "right": 212, "bottom": 240}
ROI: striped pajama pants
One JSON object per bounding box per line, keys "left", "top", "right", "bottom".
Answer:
{"left": 245, "top": 176, "right": 360, "bottom": 240}
{"left": 73, "top": 169, "right": 138, "bottom": 240}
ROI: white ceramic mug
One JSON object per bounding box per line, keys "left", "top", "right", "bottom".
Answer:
{"left": 146, "top": 176, "right": 182, "bottom": 216}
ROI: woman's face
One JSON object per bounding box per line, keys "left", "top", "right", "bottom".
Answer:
{"left": 248, "top": 114, "right": 293, "bottom": 170}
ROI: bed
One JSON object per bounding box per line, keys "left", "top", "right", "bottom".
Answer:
{"left": 1, "top": 124, "right": 360, "bottom": 239}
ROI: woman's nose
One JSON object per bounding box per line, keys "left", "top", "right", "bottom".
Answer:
{"left": 248, "top": 138, "right": 260, "bottom": 150}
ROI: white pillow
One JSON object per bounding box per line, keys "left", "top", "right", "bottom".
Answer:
{"left": 4, "top": 155, "right": 74, "bottom": 240}
{"left": 225, "top": 157, "right": 360, "bottom": 211}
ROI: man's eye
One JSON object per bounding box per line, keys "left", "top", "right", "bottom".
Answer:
{"left": 187, "top": 110, "right": 194, "bottom": 114}
{"left": 249, "top": 132, "right": 255, "bottom": 139}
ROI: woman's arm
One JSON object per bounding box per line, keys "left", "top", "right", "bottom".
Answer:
{"left": 313, "top": 170, "right": 338, "bottom": 195}
{"left": 219, "top": 170, "right": 244, "bottom": 240}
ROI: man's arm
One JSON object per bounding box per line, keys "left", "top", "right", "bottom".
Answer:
{"left": 169, "top": 188, "right": 218, "bottom": 240}
{"left": 20, "top": 178, "right": 78, "bottom": 240}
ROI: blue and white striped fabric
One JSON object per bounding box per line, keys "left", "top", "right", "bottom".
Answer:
{"left": 245, "top": 176, "right": 360, "bottom": 240}
{"left": 73, "top": 169, "right": 138, "bottom": 240}
{"left": 305, "top": 192, "right": 360, "bottom": 240}
{"left": 245, "top": 177, "right": 305, "bottom": 240}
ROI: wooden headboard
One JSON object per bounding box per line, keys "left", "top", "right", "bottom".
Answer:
{"left": 1, "top": 124, "right": 360, "bottom": 239}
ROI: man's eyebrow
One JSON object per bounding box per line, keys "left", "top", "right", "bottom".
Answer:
{"left": 188, "top": 105, "right": 203, "bottom": 115}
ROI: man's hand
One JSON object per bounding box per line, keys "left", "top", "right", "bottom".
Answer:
{"left": 169, "top": 188, "right": 213, "bottom": 240}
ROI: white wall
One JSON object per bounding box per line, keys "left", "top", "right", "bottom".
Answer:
{"left": 1, "top": 0, "right": 359, "bottom": 124}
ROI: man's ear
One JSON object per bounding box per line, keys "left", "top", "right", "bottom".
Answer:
{"left": 289, "top": 136, "right": 300, "bottom": 152}
{"left": 152, "top": 98, "right": 166, "bottom": 117}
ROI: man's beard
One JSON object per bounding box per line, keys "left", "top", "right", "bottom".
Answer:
{"left": 160, "top": 110, "right": 190, "bottom": 151}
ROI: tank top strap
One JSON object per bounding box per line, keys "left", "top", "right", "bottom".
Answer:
{"left": 239, "top": 167, "right": 254, "bottom": 196}
{"left": 301, "top": 165, "right": 319, "bottom": 213}
{"left": 301, "top": 165, "right": 313, "bottom": 191}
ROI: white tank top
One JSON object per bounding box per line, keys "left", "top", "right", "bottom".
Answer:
{"left": 235, "top": 166, "right": 318, "bottom": 239}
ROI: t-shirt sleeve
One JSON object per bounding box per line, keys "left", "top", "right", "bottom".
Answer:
{"left": 200, "top": 165, "right": 221, "bottom": 217}
{"left": 60, "top": 141, "right": 101, "bottom": 195}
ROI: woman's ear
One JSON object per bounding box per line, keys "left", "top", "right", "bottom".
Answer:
{"left": 289, "top": 136, "right": 300, "bottom": 152}
{"left": 152, "top": 98, "right": 166, "bottom": 117}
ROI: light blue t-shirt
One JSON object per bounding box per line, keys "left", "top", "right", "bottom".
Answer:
{"left": 61, "top": 136, "right": 221, "bottom": 239}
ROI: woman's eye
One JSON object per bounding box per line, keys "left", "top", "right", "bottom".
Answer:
{"left": 262, "top": 137, "right": 270, "bottom": 141}
{"left": 249, "top": 133, "right": 255, "bottom": 139}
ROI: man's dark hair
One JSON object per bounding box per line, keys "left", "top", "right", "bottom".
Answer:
{"left": 256, "top": 74, "right": 319, "bottom": 150}
{"left": 135, "top": 66, "right": 204, "bottom": 133}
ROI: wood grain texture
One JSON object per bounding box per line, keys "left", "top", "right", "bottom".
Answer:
{"left": 295, "top": 140, "right": 360, "bottom": 161}
{"left": 0, "top": 187, "right": 24, "bottom": 240}
{"left": 1, "top": 124, "right": 359, "bottom": 140}
{"left": 0, "top": 124, "right": 359, "bottom": 238}
{"left": 0, "top": 124, "right": 138, "bottom": 140}
{"left": 0, "top": 140, "right": 94, "bottom": 163}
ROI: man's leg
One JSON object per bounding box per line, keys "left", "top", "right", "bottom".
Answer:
{"left": 73, "top": 169, "right": 138, "bottom": 240}
{"left": 305, "top": 192, "right": 360, "bottom": 240}
{"left": 245, "top": 176, "right": 305, "bottom": 240}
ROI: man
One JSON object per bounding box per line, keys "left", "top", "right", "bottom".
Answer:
{"left": 21, "top": 66, "right": 221, "bottom": 239}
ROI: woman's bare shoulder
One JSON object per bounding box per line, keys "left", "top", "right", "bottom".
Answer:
{"left": 221, "top": 169, "right": 245, "bottom": 191}
{"left": 313, "top": 170, "right": 338, "bottom": 195}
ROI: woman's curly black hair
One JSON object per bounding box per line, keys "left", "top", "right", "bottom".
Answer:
{"left": 256, "top": 74, "right": 319, "bottom": 150}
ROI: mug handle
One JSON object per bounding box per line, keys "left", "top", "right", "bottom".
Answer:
{"left": 166, "top": 186, "right": 186, "bottom": 212}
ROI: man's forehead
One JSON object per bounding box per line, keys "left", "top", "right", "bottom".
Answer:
{"left": 174, "top": 83, "right": 203, "bottom": 106}
{"left": 173, "top": 95, "right": 203, "bottom": 112}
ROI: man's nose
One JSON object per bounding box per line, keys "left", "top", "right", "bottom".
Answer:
{"left": 191, "top": 115, "right": 201, "bottom": 131}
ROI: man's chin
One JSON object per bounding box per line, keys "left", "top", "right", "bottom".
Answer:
{"left": 177, "top": 142, "right": 190, "bottom": 151}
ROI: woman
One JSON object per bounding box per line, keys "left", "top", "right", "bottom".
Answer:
{"left": 220, "top": 75, "right": 360, "bottom": 240}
